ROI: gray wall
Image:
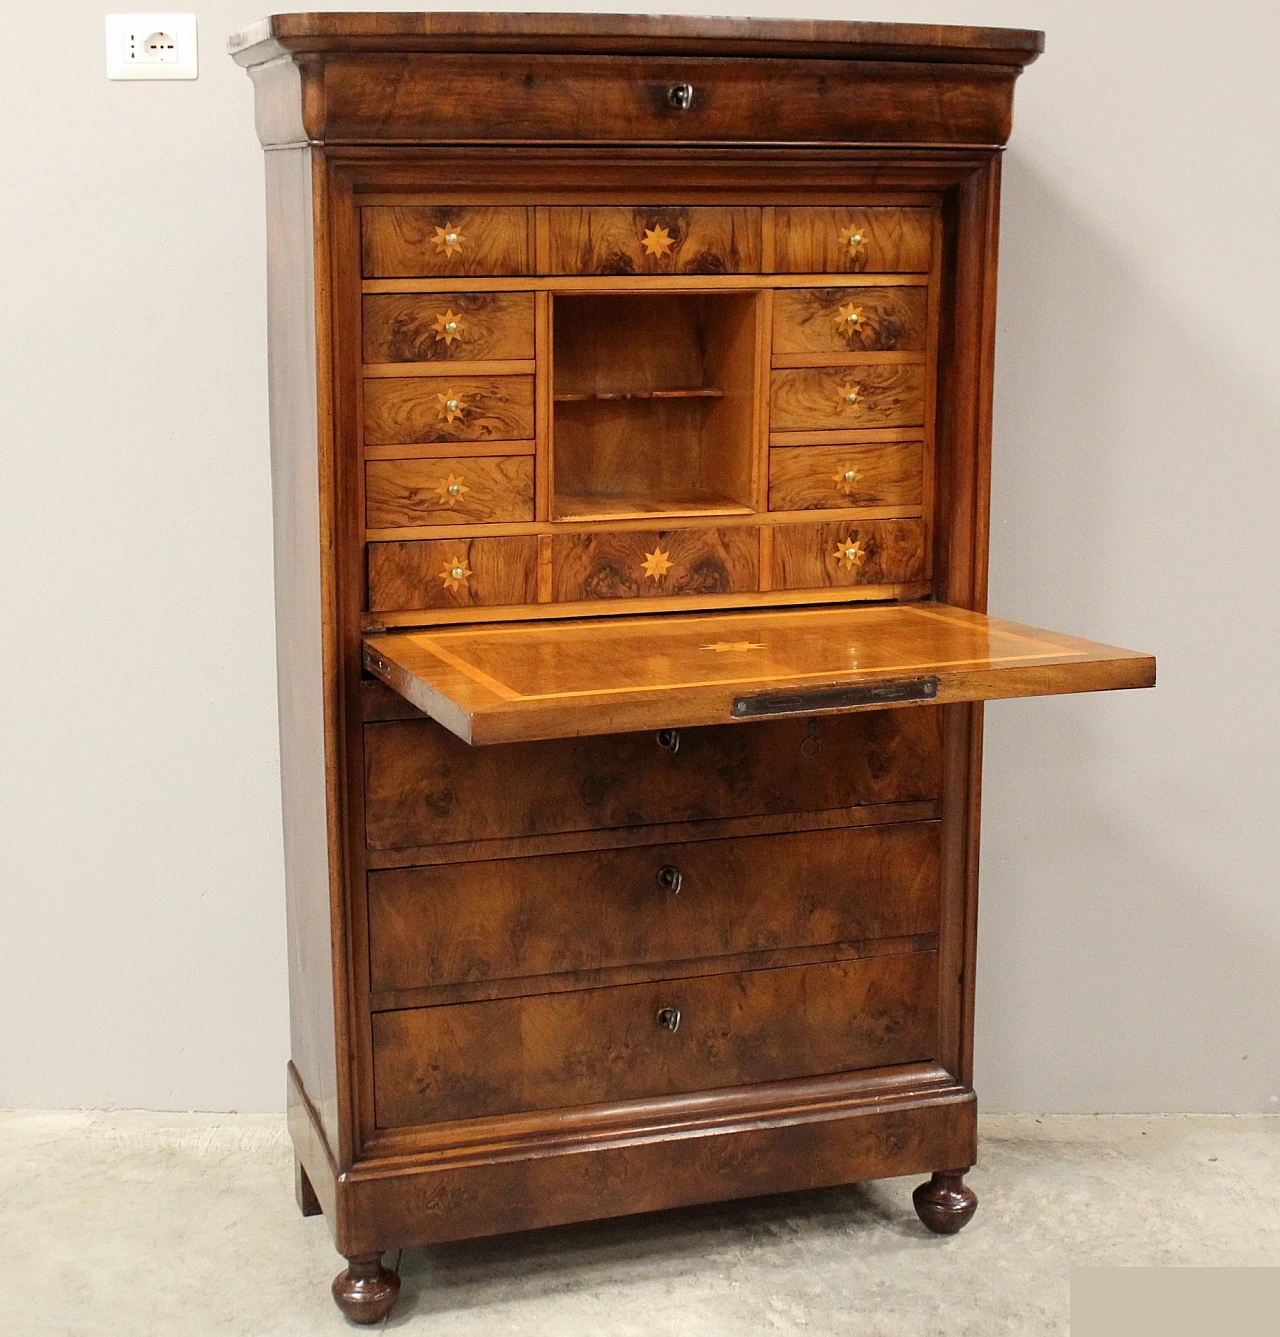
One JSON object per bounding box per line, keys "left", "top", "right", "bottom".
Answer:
{"left": 2, "top": 1, "right": 1276, "bottom": 1114}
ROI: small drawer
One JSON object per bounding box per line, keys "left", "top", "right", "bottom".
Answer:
{"left": 361, "top": 206, "right": 531, "bottom": 278}
{"left": 369, "top": 820, "right": 940, "bottom": 994}
{"left": 367, "top": 536, "right": 538, "bottom": 613}
{"left": 362, "top": 292, "right": 536, "bottom": 364}
{"left": 551, "top": 527, "right": 758, "bottom": 602}
{"left": 772, "top": 287, "right": 928, "bottom": 355}
{"left": 372, "top": 950, "right": 938, "bottom": 1126}
{"left": 770, "top": 519, "right": 927, "bottom": 590}
{"left": 769, "top": 441, "right": 923, "bottom": 512}
{"left": 366, "top": 455, "right": 535, "bottom": 529}
{"left": 774, "top": 207, "right": 933, "bottom": 274}
{"left": 770, "top": 365, "right": 926, "bottom": 433}
{"left": 364, "top": 708, "right": 943, "bottom": 850}
{"left": 364, "top": 375, "right": 535, "bottom": 446}
{"left": 546, "top": 206, "right": 761, "bottom": 275}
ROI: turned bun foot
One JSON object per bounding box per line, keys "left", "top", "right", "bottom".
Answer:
{"left": 912, "top": 1170, "right": 978, "bottom": 1235}
{"left": 332, "top": 1254, "right": 400, "bottom": 1325}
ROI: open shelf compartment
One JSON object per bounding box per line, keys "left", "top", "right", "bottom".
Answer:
{"left": 551, "top": 291, "right": 761, "bottom": 522}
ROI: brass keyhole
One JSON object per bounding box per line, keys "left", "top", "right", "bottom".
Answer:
{"left": 657, "top": 866, "right": 683, "bottom": 894}
{"left": 655, "top": 728, "right": 681, "bottom": 754}
{"left": 656, "top": 1006, "right": 681, "bottom": 1032}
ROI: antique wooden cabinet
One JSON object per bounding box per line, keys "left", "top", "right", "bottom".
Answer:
{"left": 231, "top": 13, "right": 1153, "bottom": 1323}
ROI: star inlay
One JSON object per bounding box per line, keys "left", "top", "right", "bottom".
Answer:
{"left": 831, "top": 537, "right": 867, "bottom": 570}
{"left": 432, "top": 224, "right": 466, "bottom": 258}
{"left": 435, "top": 473, "right": 469, "bottom": 507}
{"left": 702, "top": 641, "right": 766, "bottom": 653}
{"left": 837, "top": 382, "right": 862, "bottom": 410}
{"left": 640, "top": 225, "right": 675, "bottom": 258}
{"left": 841, "top": 226, "right": 866, "bottom": 250}
{"left": 833, "top": 467, "right": 860, "bottom": 495}
{"left": 835, "top": 303, "right": 863, "bottom": 335}
{"left": 641, "top": 547, "right": 674, "bottom": 580}
{"left": 437, "top": 390, "right": 469, "bottom": 424}
{"left": 431, "top": 309, "right": 466, "bottom": 345}
{"left": 438, "top": 556, "right": 473, "bottom": 591}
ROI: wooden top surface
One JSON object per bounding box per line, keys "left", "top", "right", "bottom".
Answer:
{"left": 364, "top": 603, "right": 1154, "bottom": 745}
{"left": 229, "top": 12, "right": 1045, "bottom": 67}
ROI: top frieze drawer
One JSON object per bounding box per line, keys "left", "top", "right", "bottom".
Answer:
{"left": 362, "top": 206, "right": 532, "bottom": 278}
{"left": 319, "top": 55, "right": 1018, "bottom": 147}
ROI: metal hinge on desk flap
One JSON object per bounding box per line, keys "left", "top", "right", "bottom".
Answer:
{"left": 732, "top": 676, "right": 940, "bottom": 718}
{"left": 363, "top": 648, "right": 391, "bottom": 676}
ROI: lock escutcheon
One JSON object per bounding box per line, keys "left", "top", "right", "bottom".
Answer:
{"left": 667, "top": 83, "right": 695, "bottom": 110}
{"left": 657, "top": 866, "right": 683, "bottom": 894}
{"left": 656, "top": 1006, "right": 681, "bottom": 1032}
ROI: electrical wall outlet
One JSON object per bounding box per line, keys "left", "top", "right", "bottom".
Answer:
{"left": 105, "top": 14, "right": 198, "bottom": 80}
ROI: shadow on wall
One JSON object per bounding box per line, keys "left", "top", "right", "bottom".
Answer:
{"left": 973, "top": 153, "right": 1280, "bottom": 1113}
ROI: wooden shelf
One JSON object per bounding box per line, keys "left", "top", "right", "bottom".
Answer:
{"left": 554, "top": 387, "right": 725, "bottom": 403}
{"left": 552, "top": 490, "right": 754, "bottom": 523}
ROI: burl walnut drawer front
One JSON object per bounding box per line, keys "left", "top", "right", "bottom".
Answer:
{"left": 366, "top": 456, "right": 535, "bottom": 529}
{"left": 364, "top": 709, "right": 943, "bottom": 850}
{"left": 361, "top": 206, "right": 531, "bottom": 278}
{"left": 368, "top": 537, "right": 539, "bottom": 612}
{"left": 362, "top": 292, "right": 536, "bottom": 364}
{"left": 364, "top": 376, "right": 535, "bottom": 447}
{"left": 368, "top": 821, "right": 940, "bottom": 993}
{"left": 319, "top": 55, "right": 1017, "bottom": 147}
{"left": 770, "top": 365, "right": 927, "bottom": 432}
{"left": 771, "top": 519, "right": 927, "bottom": 590}
{"left": 768, "top": 442, "right": 924, "bottom": 512}
{"left": 551, "top": 528, "right": 759, "bottom": 602}
{"left": 772, "top": 287, "right": 928, "bottom": 355}
{"left": 372, "top": 950, "right": 939, "bottom": 1127}
{"left": 773, "top": 207, "right": 933, "bottom": 274}
{"left": 546, "top": 207, "right": 761, "bottom": 275}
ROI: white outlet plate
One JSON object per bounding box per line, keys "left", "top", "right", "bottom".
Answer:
{"left": 105, "top": 13, "right": 197, "bottom": 80}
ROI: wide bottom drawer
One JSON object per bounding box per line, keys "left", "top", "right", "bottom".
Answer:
{"left": 372, "top": 950, "right": 938, "bottom": 1128}
{"left": 368, "top": 820, "right": 940, "bottom": 994}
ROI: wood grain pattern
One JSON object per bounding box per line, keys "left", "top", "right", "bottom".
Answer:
{"left": 367, "top": 536, "right": 539, "bottom": 612}
{"left": 772, "top": 286, "right": 928, "bottom": 354}
{"left": 372, "top": 951, "right": 938, "bottom": 1126}
{"left": 771, "top": 519, "right": 927, "bottom": 588}
{"left": 369, "top": 820, "right": 940, "bottom": 993}
{"left": 231, "top": 13, "right": 1046, "bottom": 66}
{"left": 551, "top": 527, "right": 759, "bottom": 602}
{"left": 363, "top": 375, "right": 535, "bottom": 446}
{"left": 768, "top": 441, "right": 923, "bottom": 511}
{"left": 774, "top": 207, "right": 933, "bottom": 273}
{"left": 362, "top": 292, "right": 535, "bottom": 363}
{"left": 362, "top": 206, "right": 531, "bottom": 278}
{"left": 770, "top": 364, "right": 927, "bottom": 431}
{"left": 245, "top": 53, "right": 1026, "bottom": 150}
{"left": 365, "top": 603, "right": 1154, "bottom": 745}
{"left": 365, "top": 456, "right": 534, "bottom": 529}
{"left": 546, "top": 207, "right": 761, "bottom": 275}
{"left": 364, "top": 707, "right": 943, "bottom": 849}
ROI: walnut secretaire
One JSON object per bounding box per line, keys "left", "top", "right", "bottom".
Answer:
{"left": 230, "top": 13, "right": 1153, "bottom": 1323}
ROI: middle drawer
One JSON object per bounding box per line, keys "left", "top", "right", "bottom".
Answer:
{"left": 369, "top": 820, "right": 940, "bottom": 994}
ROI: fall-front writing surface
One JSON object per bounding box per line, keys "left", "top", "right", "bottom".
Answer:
{"left": 363, "top": 602, "right": 1155, "bottom": 744}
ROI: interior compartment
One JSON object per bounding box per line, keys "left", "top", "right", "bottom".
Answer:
{"left": 551, "top": 291, "right": 760, "bottom": 521}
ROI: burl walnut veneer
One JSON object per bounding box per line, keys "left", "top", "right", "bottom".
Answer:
{"left": 231, "top": 13, "right": 1153, "bottom": 1323}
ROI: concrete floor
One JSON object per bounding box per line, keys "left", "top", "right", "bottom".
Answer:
{"left": 1, "top": 1112, "right": 1276, "bottom": 1335}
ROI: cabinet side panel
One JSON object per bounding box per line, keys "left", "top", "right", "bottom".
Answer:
{"left": 265, "top": 146, "right": 342, "bottom": 1160}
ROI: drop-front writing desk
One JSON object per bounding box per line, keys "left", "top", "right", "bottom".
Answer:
{"left": 230, "top": 12, "right": 1154, "bottom": 1322}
